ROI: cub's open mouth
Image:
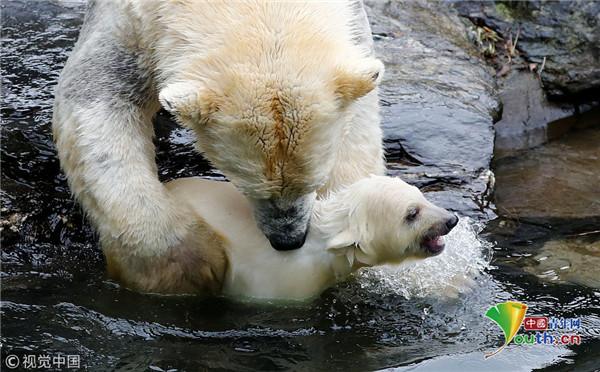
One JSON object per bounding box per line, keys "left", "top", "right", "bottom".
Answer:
{"left": 419, "top": 214, "right": 458, "bottom": 256}
{"left": 420, "top": 236, "right": 445, "bottom": 256}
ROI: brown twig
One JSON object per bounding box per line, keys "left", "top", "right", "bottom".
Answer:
{"left": 511, "top": 28, "right": 520, "bottom": 56}
{"left": 538, "top": 56, "right": 546, "bottom": 85}
{"left": 565, "top": 230, "right": 600, "bottom": 237}
{"left": 500, "top": 206, "right": 520, "bottom": 225}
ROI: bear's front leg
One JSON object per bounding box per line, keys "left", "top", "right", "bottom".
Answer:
{"left": 52, "top": 11, "right": 222, "bottom": 293}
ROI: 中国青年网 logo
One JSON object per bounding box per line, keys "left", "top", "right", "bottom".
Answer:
{"left": 484, "top": 301, "right": 582, "bottom": 358}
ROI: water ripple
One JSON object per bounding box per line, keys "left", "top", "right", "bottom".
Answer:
{"left": 53, "top": 302, "right": 324, "bottom": 341}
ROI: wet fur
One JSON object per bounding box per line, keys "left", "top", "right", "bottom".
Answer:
{"left": 160, "top": 176, "right": 455, "bottom": 300}
{"left": 53, "top": 0, "right": 385, "bottom": 291}
{"left": 104, "top": 219, "right": 228, "bottom": 294}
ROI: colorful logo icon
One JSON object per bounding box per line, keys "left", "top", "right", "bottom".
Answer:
{"left": 484, "top": 301, "right": 528, "bottom": 358}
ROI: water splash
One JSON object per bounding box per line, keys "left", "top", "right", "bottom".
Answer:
{"left": 360, "top": 217, "right": 493, "bottom": 300}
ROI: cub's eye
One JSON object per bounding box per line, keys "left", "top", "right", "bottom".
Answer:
{"left": 407, "top": 208, "right": 419, "bottom": 222}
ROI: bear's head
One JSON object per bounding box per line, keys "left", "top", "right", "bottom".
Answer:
{"left": 159, "top": 58, "right": 384, "bottom": 251}
{"left": 321, "top": 176, "right": 458, "bottom": 266}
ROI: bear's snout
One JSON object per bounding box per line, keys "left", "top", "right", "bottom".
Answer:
{"left": 267, "top": 228, "right": 308, "bottom": 251}
{"left": 445, "top": 214, "right": 459, "bottom": 232}
{"left": 251, "top": 193, "right": 316, "bottom": 251}
{"left": 420, "top": 212, "right": 459, "bottom": 256}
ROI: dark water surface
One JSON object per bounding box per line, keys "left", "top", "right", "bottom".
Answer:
{"left": 2, "top": 2, "right": 599, "bottom": 371}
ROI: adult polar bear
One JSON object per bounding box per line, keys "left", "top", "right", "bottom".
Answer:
{"left": 53, "top": 0, "right": 385, "bottom": 292}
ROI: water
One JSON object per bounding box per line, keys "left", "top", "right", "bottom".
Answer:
{"left": 2, "top": 1, "right": 599, "bottom": 371}
{"left": 362, "top": 218, "right": 492, "bottom": 300}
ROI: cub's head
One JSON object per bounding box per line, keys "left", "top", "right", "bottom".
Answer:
{"left": 159, "top": 58, "right": 384, "bottom": 251}
{"left": 323, "top": 176, "right": 458, "bottom": 266}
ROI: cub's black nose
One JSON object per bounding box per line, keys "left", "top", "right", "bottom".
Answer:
{"left": 446, "top": 214, "right": 459, "bottom": 230}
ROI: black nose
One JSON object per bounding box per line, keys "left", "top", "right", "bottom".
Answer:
{"left": 446, "top": 214, "right": 459, "bottom": 230}
{"left": 268, "top": 230, "right": 308, "bottom": 251}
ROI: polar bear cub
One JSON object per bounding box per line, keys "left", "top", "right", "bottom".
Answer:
{"left": 164, "top": 176, "right": 458, "bottom": 300}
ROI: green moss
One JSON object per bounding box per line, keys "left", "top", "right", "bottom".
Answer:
{"left": 494, "top": 2, "right": 514, "bottom": 21}
{"left": 495, "top": 1, "right": 537, "bottom": 20}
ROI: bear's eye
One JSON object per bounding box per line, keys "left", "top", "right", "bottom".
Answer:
{"left": 406, "top": 208, "right": 419, "bottom": 222}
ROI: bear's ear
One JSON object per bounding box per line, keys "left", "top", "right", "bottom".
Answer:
{"left": 159, "top": 82, "right": 216, "bottom": 122}
{"left": 333, "top": 58, "right": 384, "bottom": 104}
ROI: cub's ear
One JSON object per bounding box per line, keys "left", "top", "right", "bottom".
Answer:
{"left": 159, "top": 82, "right": 216, "bottom": 121}
{"left": 326, "top": 229, "right": 377, "bottom": 266}
{"left": 334, "top": 58, "right": 384, "bottom": 104}
{"left": 326, "top": 229, "right": 358, "bottom": 251}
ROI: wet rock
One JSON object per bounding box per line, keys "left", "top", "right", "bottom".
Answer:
{"left": 451, "top": 0, "right": 600, "bottom": 99}
{"left": 487, "top": 125, "right": 599, "bottom": 278}
{"left": 524, "top": 238, "right": 600, "bottom": 288}
{"left": 364, "top": 0, "right": 500, "bottom": 218}
{"left": 493, "top": 71, "right": 600, "bottom": 159}
{"left": 493, "top": 126, "right": 600, "bottom": 220}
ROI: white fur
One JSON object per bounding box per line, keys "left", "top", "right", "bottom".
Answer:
{"left": 53, "top": 0, "right": 385, "bottom": 268}
{"left": 167, "top": 176, "right": 455, "bottom": 301}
